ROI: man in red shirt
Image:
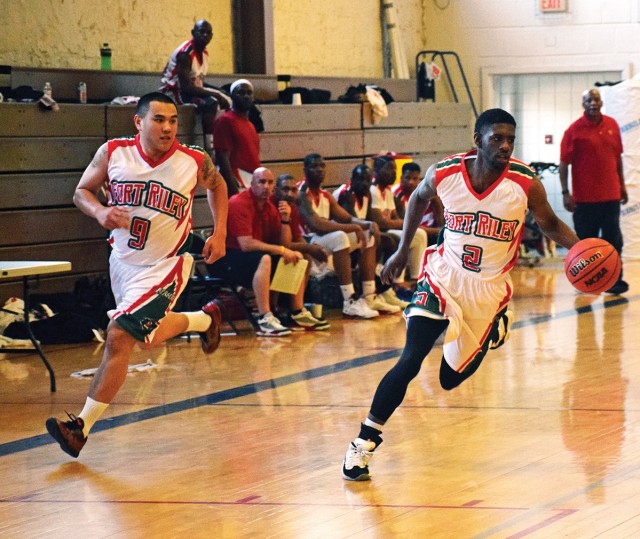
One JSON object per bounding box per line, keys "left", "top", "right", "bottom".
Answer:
{"left": 559, "top": 88, "right": 629, "bottom": 294}
{"left": 213, "top": 79, "right": 261, "bottom": 196}
{"left": 224, "top": 167, "right": 328, "bottom": 335}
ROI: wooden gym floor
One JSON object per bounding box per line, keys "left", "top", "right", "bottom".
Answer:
{"left": 1, "top": 260, "right": 639, "bottom": 538}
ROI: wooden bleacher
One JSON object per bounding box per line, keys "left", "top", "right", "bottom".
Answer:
{"left": 0, "top": 68, "right": 472, "bottom": 300}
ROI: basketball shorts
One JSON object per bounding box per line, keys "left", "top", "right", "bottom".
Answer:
{"left": 108, "top": 253, "right": 194, "bottom": 343}
{"left": 405, "top": 249, "right": 512, "bottom": 372}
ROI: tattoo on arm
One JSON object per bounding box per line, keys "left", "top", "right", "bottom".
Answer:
{"left": 200, "top": 154, "right": 219, "bottom": 189}
{"left": 91, "top": 146, "right": 108, "bottom": 168}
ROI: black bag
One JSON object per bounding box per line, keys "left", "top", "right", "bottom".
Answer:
{"left": 338, "top": 84, "right": 368, "bottom": 103}
{"left": 4, "top": 312, "right": 98, "bottom": 344}
{"left": 305, "top": 274, "right": 343, "bottom": 310}
{"left": 279, "top": 87, "right": 332, "bottom": 104}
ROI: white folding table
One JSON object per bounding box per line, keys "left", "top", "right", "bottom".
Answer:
{"left": 0, "top": 261, "right": 72, "bottom": 392}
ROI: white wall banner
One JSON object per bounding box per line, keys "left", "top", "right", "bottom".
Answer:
{"left": 602, "top": 79, "right": 640, "bottom": 259}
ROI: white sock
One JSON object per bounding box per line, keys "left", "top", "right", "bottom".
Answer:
{"left": 340, "top": 284, "right": 356, "bottom": 301}
{"left": 362, "top": 280, "right": 376, "bottom": 297}
{"left": 364, "top": 417, "right": 384, "bottom": 431}
{"left": 184, "top": 310, "right": 212, "bottom": 332}
{"left": 79, "top": 397, "right": 109, "bottom": 437}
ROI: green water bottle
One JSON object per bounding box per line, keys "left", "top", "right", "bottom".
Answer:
{"left": 100, "top": 43, "right": 112, "bottom": 71}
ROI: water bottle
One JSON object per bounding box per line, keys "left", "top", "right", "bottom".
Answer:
{"left": 43, "top": 82, "right": 52, "bottom": 98}
{"left": 100, "top": 43, "right": 112, "bottom": 71}
{"left": 78, "top": 82, "right": 87, "bottom": 104}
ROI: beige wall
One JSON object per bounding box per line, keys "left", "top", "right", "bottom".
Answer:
{"left": 0, "top": 0, "right": 425, "bottom": 78}
{"left": 420, "top": 0, "right": 640, "bottom": 109}
{"left": 272, "top": 0, "right": 423, "bottom": 77}
{"left": 0, "top": 0, "right": 234, "bottom": 72}
{"left": 3, "top": 0, "right": 638, "bottom": 98}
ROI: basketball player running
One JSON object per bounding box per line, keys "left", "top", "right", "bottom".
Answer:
{"left": 46, "top": 92, "right": 228, "bottom": 458}
{"left": 342, "top": 109, "right": 581, "bottom": 481}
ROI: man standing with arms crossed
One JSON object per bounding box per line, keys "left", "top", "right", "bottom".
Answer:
{"left": 559, "top": 87, "right": 629, "bottom": 295}
{"left": 46, "top": 92, "right": 228, "bottom": 458}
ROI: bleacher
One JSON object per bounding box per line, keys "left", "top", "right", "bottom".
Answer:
{"left": 0, "top": 68, "right": 472, "bottom": 299}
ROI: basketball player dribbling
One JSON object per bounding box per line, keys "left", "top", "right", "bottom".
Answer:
{"left": 342, "top": 108, "right": 582, "bottom": 481}
{"left": 46, "top": 92, "right": 228, "bottom": 458}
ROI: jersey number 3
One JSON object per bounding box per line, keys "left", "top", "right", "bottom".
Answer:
{"left": 128, "top": 217, "right": 151, "bottom": 250}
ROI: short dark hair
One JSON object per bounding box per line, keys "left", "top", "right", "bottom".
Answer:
{"left": 303, "top": 153, "right": 322, "bottom": 168}
{"left": 136, "top": 92, "right": 177, "bottom": 117}
{"left": 351, "top": 164, "right": 371, "bottom": 180}
{"left": 474, "top": 108, "right": 516, "bottom": 134}
{"left": 373, "top": 155, "right": 394, "bottom": 172}
{"left": 402, "top": 162, "right": 421, "bottom": 174}
{"left": 277, "top": 173, "right": 295, "bottom": 186}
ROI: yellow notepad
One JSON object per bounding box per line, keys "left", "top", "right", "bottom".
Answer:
{"left": 270, "top": 257, "right": 308, "bottom": 294}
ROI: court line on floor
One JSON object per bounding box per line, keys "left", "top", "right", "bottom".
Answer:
{"left": 0, "top": 295, "right": 631, "bottom": 458}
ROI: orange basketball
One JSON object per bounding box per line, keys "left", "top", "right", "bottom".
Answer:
{"left": 564, "top": 238, "right": 621, "bottom": 294}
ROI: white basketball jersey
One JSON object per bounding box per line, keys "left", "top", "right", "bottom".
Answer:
{"left": 432, "top": 151, "right": 534, "bottom": 281}
{"left": 106, "top": 136, "right": 204, "bottom": 265}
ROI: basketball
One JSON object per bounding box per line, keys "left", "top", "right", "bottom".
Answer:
{"left": 564, "top": 238, "right": 621, "bottom": 294}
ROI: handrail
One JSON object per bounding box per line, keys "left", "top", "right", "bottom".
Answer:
{"left": 415, "top": 50, "right": 478, "bottom": 118}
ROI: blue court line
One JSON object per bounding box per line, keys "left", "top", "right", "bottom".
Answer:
{"left": 0, "top": 295, "right": 631, "bottom": 458}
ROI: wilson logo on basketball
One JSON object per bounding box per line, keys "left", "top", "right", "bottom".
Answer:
{"left": 568, "top": 251, "right": 603, "bottom": 277}
{"left": 584, "top": 267, "right": 609, "bottom": 285}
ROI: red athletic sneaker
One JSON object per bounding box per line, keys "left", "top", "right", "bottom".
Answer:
{"left": 199, "top": 300, "right": 222, "bottom": 354}
{"left": 46, "top": 413, "right": 87, "bottom": 458}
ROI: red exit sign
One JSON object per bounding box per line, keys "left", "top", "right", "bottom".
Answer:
{"left": 540, "top": 0, "right": 567, "bottom": 12}
{"left": 539, "top": 0, "right": 567, "bottom": 13}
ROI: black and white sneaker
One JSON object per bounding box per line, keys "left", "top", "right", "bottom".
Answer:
{"left": 256, "top": 312, "right": 292, "bottom": 337}
{"left": 342, "top": 438, "right": 377, "bottom": 481}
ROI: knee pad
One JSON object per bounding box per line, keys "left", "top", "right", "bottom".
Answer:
{"left": 439, "top": 357, "right": 465, "bottom": 390}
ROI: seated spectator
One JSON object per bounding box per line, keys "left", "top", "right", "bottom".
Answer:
{"left": 160, "top": 20, "right": 231, "bottom": 154}
{"left": 273, "top": 174, "right": 331, "bottom": 266}
{"left": 223, "top": 167, "right": 328, "bottom": 336}
{"left": 333, "top": 165, "right": 407, "bottom": 310}
{"left": 297, "top": 153, "right": 394, "bottom": 318}
{"left": 370, "top": 155, "right": 427, "bottom": 283}
{"left": 213, "top": 79, "right": 261, "bottom": 196}
{"left": 392, "top": 162, "right": 444, "bottom": 245}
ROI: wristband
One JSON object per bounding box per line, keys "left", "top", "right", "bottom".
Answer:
{"left": 562, "top": 190, "right": 569, "bottom": 195}
{"left": 280, "top": 245, "right": 285, "bottom": 254}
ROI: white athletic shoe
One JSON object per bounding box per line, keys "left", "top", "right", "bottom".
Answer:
{"left": 365, "top": 294, "right": 401, "bottom": 314}
{"left": 343, "top": 297, "right": 379, "bottom": 319}
{"left": 380, "top": 288, "right": 410, "bottom": 309}
{"left": 256, "top": 312, "right": 292, "bottom": 337}
{"left": 342, "top": 438, "right": 377, "bottom": 481}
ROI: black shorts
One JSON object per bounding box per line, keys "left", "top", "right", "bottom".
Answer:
{"left": 210, "top": 249, "right": 280, "bottom": 288}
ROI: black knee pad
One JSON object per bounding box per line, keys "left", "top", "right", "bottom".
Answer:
{"left": 439, "top": 357, "right": 465, "bottom": 390}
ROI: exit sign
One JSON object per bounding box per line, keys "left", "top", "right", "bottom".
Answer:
{"left": 540, "top": 0, "right": 567, "bottom": 12}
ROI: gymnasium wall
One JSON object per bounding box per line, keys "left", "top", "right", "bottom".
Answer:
{"left": 419, "top": 0, "right": 640, "bottom": 110}
{"left": 0, "top": 0, "right": 424, "bottom": 79}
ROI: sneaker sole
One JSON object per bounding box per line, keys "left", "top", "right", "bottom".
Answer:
{"left": 342, "top": 310, "right": 380, "bottom": 319}
{"left": 45, "top": 418, "right": 84, "bottom": 458}
{"left": 342, "top": 468, "right": 371, "bottom": 481}
{"left": 256, "top": 330, "right": 292, "bottom": 337}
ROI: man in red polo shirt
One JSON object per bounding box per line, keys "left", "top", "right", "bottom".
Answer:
{"left": 213, "top": 79, "right": 261, "bottom": 196}
{"left": 224, "top": 167, "right": 329, "bottom": 336}
{"left": 559, "top": 88, "right": 629, "bottom": 295}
